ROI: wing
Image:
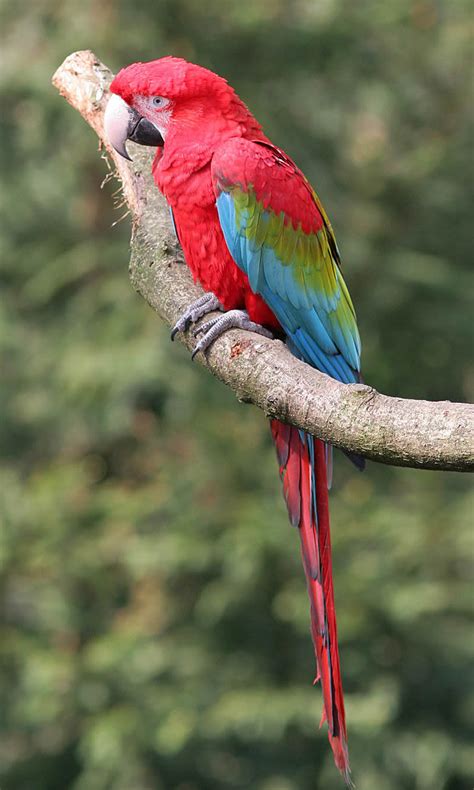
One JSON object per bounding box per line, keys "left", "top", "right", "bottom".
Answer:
{"left": 211, "top": 138, "right": 361, "bottom": 384}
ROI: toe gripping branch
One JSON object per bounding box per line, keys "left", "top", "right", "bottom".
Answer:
{"left": 171, "top": 292, "right": 273, "bottom": 358}
{"left": 170, "top": 292, "right": 223, "bottom": 341}
{"left": 191, "top": 310, "right": 273, "bottom": 358}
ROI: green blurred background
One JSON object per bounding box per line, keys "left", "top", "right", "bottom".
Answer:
{"left": 1, "top": 1, "right": 473, "bottom": 788}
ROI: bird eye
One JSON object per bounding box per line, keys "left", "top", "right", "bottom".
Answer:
{"left": 152, "top": 96, "right": 167, "bottom": 107}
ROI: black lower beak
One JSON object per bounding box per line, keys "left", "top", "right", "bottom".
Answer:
{"left": 128, "top": 115, "right": 164, "bottom": 148}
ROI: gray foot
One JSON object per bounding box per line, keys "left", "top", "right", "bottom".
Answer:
{"left": 191, "top": 309, "right": 273, "bottom": 360}
{"left": 171, "top": 292, "right": 223, "bottom": 341}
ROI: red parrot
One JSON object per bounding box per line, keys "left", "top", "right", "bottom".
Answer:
{"left": 104, "top": 57, "right": 363, "bottom": 784}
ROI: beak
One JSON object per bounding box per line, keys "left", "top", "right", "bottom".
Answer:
{"left": 104, "top": 93, "right": 164, "bottom": 161}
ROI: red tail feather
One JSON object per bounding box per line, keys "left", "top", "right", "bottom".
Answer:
{"left": 271, "top": 419, "right": 351, "bottom": 784}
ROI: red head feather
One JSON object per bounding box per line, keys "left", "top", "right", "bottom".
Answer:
{"left": 109, "top": 57, "right": 263, "bottom": 142}
{"left": 111, "top": 57, "right": 234, "bottom": 106}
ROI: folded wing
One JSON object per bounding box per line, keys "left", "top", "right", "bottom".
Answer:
{"left": 211, "top": 138, "right": 361, "bottom": 384}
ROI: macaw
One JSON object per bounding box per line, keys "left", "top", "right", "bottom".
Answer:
{"left": 104, "top": 57, "right": 363, "bottom": 784}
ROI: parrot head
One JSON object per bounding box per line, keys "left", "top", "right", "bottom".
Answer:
{"left": 104, "top": 56, "right": 261, "bottom": 160}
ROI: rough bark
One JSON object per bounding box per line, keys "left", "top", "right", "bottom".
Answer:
{"left": 52, "top": 50, "right": 474, "bottom": 473}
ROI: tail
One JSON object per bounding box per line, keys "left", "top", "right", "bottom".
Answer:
{"left": 271, "top": 419, "right": 351, "bottom": 785}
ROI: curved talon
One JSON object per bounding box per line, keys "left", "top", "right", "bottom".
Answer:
{"left": 170, "top": 322, "right": 184, "bottom": 341}
{"left": 191, "top": 345, "right": 203, "bottom": 361}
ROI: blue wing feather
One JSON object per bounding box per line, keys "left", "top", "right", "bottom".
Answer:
{"left": 215, "top": 191, "right": 360, "bottom": 384}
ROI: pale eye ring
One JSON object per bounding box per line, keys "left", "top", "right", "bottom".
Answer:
{"left": 152, "top": 96, "right": 168, "bottom": 108}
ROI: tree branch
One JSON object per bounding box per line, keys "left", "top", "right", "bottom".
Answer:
{"left": 52, "top": 50, "right": 474, "bottom": 473}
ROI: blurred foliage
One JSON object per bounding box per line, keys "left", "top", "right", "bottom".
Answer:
{"left": 0, "top": 1, "right": 473, "bottom": 789}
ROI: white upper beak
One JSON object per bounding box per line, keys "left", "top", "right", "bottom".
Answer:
{"left": 104, "top": 93, "right": 135, "bottom": 160}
